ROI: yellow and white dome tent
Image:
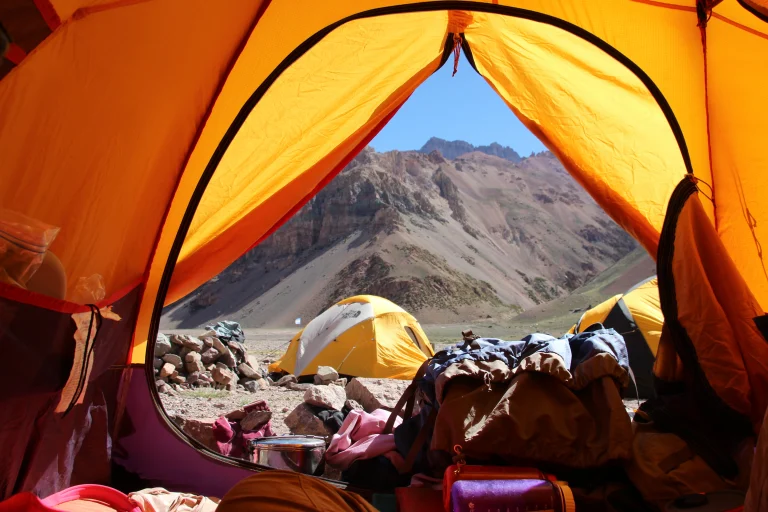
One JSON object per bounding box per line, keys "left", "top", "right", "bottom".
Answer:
{"left": 569, "top": 276, "right": 663, "bottom": 399}
{"left": 270, "top": 295, "right": 434, "bottom": 380}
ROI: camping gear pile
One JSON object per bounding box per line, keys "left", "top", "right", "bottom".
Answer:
{"left": 2, "top": 1, "right": 768, "bottom": 511}
{"left": 154, "top": 321, "right": 268, "bottom": 394}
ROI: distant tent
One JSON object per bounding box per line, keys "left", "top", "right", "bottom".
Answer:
{"left": 569, "top": 276, "right": 662, "bottom": 399}
{"left": 270, "top": 295, "right": 434, "bottom": 380}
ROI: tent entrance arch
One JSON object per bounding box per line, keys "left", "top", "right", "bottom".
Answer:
{"left": 140, "top": 3, "right": 694, "bottom": 367}
{"left": 129, "top": 5, "right": 696, "bottom": 483}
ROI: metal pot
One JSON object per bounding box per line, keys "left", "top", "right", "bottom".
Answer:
{"left": 249, "top": 436, "right": 327, "bottom": 475}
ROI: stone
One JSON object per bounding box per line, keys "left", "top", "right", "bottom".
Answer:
{"left": 212, "top": 366, "right": 235, "bottom": 385}
{"left": 186, "top": 371, "right": 201, "bottom": 385}
{"left": 345, "top": 399, "right": 364, "bottom": 411}
{"left": 169, "top": 334, "right": 204, "bottom": 352}
{"left": 185, "top": 351, "right": 205, "bottom": 374}
{"left": 243, "top": 380, "right": 260, "bottom": 393}
{"left": 334, "top": 378, "right": 348, "bottom": 387}
{"left": 247, "top": 354, "right": 263, "bottom": 371}
{"left": 284, "top": 404, "right": 333, "bottom": 437}
{"left": 201, "top": 348, "right": 220, "bottom": 365}
{"left": 217, "top": 347, "right": 237, "bottom": 368}
{"left": 277, "top": 374, "right": 297, "bottom": 387}
{"left": 228, "top": 341, "right": 247, "bottom": 358}
{"left": 170, "top": 372, "right": 186, "bottom": 384}
{"left": 257, "top": 378, "right": 269, "bottom": 390}
{"left": 179, "top": 346, "right": 192, "bottom": 361}
{"left": 153, "top": 357, "right": 163, "bottom": 370}
{"left": 346, "top": 378, "right": 410, "bottom": 413}
{"left": 155, "top": 379, "right": 167, "bottom": 392}
{"left": 225, "top": 407, "right": 247, "bottom": 421}
{"left": 238, "top": 363, "right": 261, "bottom": 380}
{"left": 314, "top": 366, "right": 339, "bottom": 385}
{"left": 162, "top": 353, "right": 183, "bottom": 370}
{"left": 210, "top": 336, "right": 229, "bottom": 355}
{"left": 159, "top": 362, "right": 175, "bottom": 378}
{"left": 175, "top": 416, "right": 218, "bottom": 451}
{"left": 287, "top": 382, "right": 311, "bottom": 392}
{"left": 241, "top": 410, "right": 272, "bottom": 431}
{"left": 201, "top": 336, "right": 215, "bottom": 349}
{"left": 304, "top": 384, "right": 346, "bottom": 411}
{"left": 215, "top": 362, "right": 228, "bottom": 370}
{"left": 154, "top": 333, "right": 172, "bottom": 357}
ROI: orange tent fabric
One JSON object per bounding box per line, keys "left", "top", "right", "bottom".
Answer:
{"left": 2, "top": 0, "right": 768, "bottom": 503}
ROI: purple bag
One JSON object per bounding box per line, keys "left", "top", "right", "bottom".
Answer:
{"left": 450, "top": 479, "right": 575, "bottom": 512}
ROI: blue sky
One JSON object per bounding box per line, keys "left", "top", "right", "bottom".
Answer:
{"left": 370, "top": 54, "right": 546, "bottom": 155}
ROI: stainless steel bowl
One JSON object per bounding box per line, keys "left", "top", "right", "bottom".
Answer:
{"left": 249, "top": 436, "right": 326, "bottom": 475}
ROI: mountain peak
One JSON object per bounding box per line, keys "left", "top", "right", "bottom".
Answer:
{"left": 419, "top": 137, "right": 522, "bottom": 163}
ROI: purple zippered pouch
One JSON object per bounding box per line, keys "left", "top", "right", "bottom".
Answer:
{"left": 450, "top": 479, "right": 564, "bottom": 512}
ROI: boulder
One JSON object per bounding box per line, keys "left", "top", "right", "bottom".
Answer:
{"left": 159, "top": 362, "right": 175, "bottom": 378}
{"left": 242, "top": 380, "right": 259, "bottom": 393}
{"left": 217, "top": 347, "right": 237, "bottom": 368}
{"left": 185, "top": 352, "right": 205, "bottom": 374}
{"left": 186, "top": 371, "right": 201, "bottom": 386}
{"left": 179, "top": 346, "right": 192, "bottom": 361}
{"left": 174, "top": 416, "right": 218, "bottom": 451}
{"left": 169, "top": 334, "right": 204, "bottom": 352}
{"left": 154, "top": 333, "right": 172, "bottom": 357}
{"left": 284, "top": 404, "right": 333, "bottom": 437}
{"left": 238, "top": 363, "right": 261, "bottom": 380}
{"left": 313, "top": 366, "right": 339, "bottom": 385}
{"left": 247, "top": 354, "right": 263, "bottom": 372}
{"left": 155, "top": 379, "right": 168, "bottom": 393}
{"left": 345, "top": 399, "right": 364, "bottom": 411}
{"left": 153, "top": 357, "right": 164, "bottom": 370}
{"left": 225, "top": 407, "right": 247, "bottom": 421}
{"left": 200, "top": 336, "right": 215, "bottom": 349}
{"left": 241, "top": 410, "right": 272, "bottom": 431}
{"left": 334, "top": 378, "right": 348, "bottom": 388}
{"left": 228, "top": 341, "right": 247, "bottom": 358}
{"left": 210, "top": 336, "right": 229, "bottom": 355}
{"left": 346, "top": 378, "right": 410, "bottom": 413}
{"left": 212, "top": 366, "right": 235, "bottom": 385}
{"left": 201, "top": 347, "right": 220, "bottom": 365}
{"left": 169, "top": 372, "right": 186, "bottom": 384}
{"left": 162, "top": 353, "right": 183, "bottom": 370}
{"left": 304, "top": 384, "right": 346, "bottom": 411}
{"left": 277, "top": 374, "right": 297, "bottom": 387}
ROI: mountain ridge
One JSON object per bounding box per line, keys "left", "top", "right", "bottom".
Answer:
{"left": 161, "top": 142, "right": 637, "bottom": 330}
{"left": 418, "top": 136, "right": 524, "bottom": 162}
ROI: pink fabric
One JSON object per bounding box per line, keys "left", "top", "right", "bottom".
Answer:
{"left": 325, "top": 409, "right": 405, "bottom": 471}
{"left": 0, "top": 485, "right": 141, "bottom": 512}
{"left": 212, "top": 400, "right": 275, "bottom": 459}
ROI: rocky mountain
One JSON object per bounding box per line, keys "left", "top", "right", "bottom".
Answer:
{"left": 161, "top": 145, "right": 637, "bottom": 329}
{"left": 419, "top": 137, "right": 522, "bottom": 162}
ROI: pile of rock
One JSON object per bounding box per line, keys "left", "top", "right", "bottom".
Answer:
{"left": 154, "top": 330, "right": 268, "bottom": 395}
{"left": 282, "top": 367, "right": 412, "bottom": 437}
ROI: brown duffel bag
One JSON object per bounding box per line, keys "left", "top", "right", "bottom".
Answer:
{"left": 386, "top": 335, "right": 634, "bottom": 476}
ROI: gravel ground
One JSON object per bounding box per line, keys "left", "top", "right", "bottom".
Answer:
{"left": 159, "top": 328, "right": 303, "bottom": 435}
